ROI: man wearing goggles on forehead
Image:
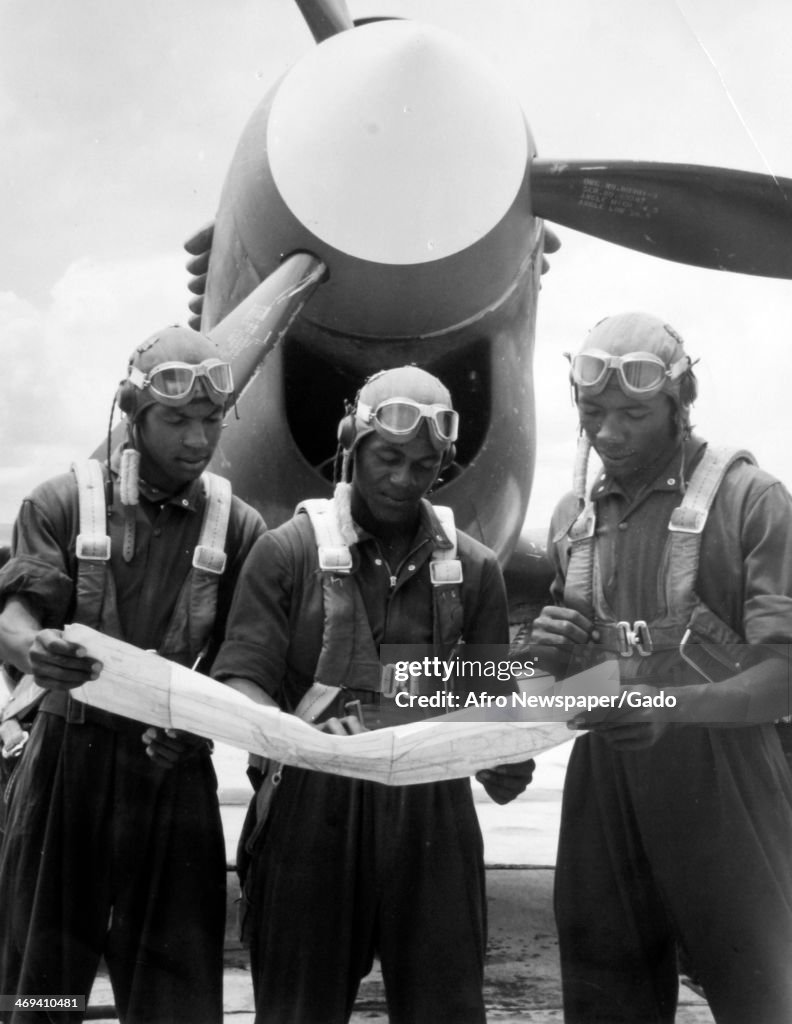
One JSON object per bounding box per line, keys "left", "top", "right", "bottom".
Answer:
{"left": 126, "top": 356, "right": 234, "bottom": 407}
{"left": 213, "top": 365, "right": 535, "bottom": 1024}
{"left": 568, "top": 346, "right": 691, "bottom": 398}
{"left": 529, "top": 312, "right": 792, "bottom": 1023}
{"left": 0, "top": 324, "right": 264, "bottom": 1023}
{"left": 355, "top": 395, "right": 459, "bottom": 448}
{"left": 111, "top": 326, "right": 237, "bottom": 500}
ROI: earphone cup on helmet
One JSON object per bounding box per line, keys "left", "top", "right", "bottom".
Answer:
{"left": 116, "top": 380, "right": 137, "bottom": 417}
{"left": 679, "top": 371, "right": 698, "bottom": 406}
{"left": 337, "top": 413, "right": 357, "bottom": 451}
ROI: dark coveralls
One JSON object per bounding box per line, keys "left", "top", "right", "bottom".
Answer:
{"left": 212, "top": 500, "right": 509, "bottom": 1024}
{"left": 0, "top": 462, "right": 264, "bottom": 1024}
{"left": 549, "top": 438, "right": 792, "bottom": 1024}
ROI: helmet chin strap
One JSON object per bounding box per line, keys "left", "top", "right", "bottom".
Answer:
{"left": 119, "top": 446, "right": 140, "bottom": 507}
{"left": 573, "top": 433, "right": 592, "bottom": 508}
{"left": 340, "top": 446, "right": 354, "bottom": 484}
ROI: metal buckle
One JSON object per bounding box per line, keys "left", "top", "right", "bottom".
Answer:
{"left": 679, "top": 627, "right": 715, "bottom": 683}
{"left": 429, "top": 558, "right": 463, "bottom": 585}
{"left": 380, "top": 664, "right": 399, "bottom": 699}
{"left": 616, "top": 621, "right": 633, "bottom": 657}
{"left": 192, "top": 544, "right": 227, "bottom": 575}
{"left": 75, "top": 533, "right": 111, "bottom": 561}
{"left": 668, "top": 506, "right": 707, "bottom": 534}
{"left": 633, "top": 620, "right": 653, "bottom": 657}
{"left": 317, "top": 546, "right": 354, "bottom": 574}
{"left": 617, "top": 620, "right": 653, "bottom": 657}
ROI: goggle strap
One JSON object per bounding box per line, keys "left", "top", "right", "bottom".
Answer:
{"left": 666, "top": 355, "right": 691, "bottom": 381}
{"left": 127, "top": 366, "right": 148, "bottom": 391}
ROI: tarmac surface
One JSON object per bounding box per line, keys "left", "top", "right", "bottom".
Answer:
{"left": 87, "top": 740, "right": 716, "bottom": 1023}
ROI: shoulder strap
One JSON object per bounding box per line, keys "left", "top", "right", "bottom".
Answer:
{"left": 159, "top": 472, "right": 233, "bottom": 664}
{"left": 663, "top": 445, "right": 755, "bottom": 617}
{"left": 71, "top": 459, "right": 112, "bottom": 629}
{"left": 427, "top": 505, "right": 465, "bottom": 653}
{"left": 296, "top": 498, "right": 353, "bottom": 573}
{"left": 430, "top": 505, "right": 463, "bottom": 586}
{"left": 561, "top": 500, "right": 597, "bottom": 619}
{"left": 669, "top": 446, "right": 755, "bottom": 536}
{"left": 297, "top": 498, "right": 379, "bottom": 689}
{"left": 192, "top": 471, "right": 232, "bottom": 575}
{"left": 298, "top": 498, "right": 465, "bottom": 587}
{"left": 298, "top": 498, "right": 466, "bottom": 686}
{"left": 72, "top": 460, "right": 111, "bottom": 561}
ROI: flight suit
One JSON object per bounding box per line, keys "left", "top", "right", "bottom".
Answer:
{"left": 549, "top": 438, "right": 792, "bottom": 1024}
{"left": 0, "top": 459, "right": 264, "bottom": 1024}
{"left": 213, "top": 500, "right": 508, "bottom": 1024}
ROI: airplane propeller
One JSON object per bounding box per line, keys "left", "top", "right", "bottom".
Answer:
{"left": 174, "top": 7, "right": 792, "bottom": 571}
{"left": 532, "top": 160, "right": 792, "bottom": 279}
{"left": 282, "top": 3, "right": 792, "bottom": 282}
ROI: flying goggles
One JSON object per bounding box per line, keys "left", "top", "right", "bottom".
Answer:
{"left": 567, "top": 349, "right": 690, "bottom": 398}
{"left": 356, "top": 397, "right": 459, "bottom": 449}
{"left": 127, "top": 359, "right": 234, "bottom": 407}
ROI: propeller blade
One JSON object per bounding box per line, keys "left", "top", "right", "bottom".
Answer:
{"left": 208, "top": 253, "right": 326, "bottom": 402}
{"left": 532, "top": 160, "right": 792, "bottom": 279}
{"left": 294, "top": 0, "right": 354, "bottom": 43}
{"left": 93, "top": 255, "right": 326, "bottom": 459}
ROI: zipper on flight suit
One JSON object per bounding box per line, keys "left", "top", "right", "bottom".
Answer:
{"left": 376, "top": 537, "right": 430, "bottom": 592}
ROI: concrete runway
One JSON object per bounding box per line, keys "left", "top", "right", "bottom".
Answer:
{"left": 87, "top": 739, "right": 715, "bottom": 1022}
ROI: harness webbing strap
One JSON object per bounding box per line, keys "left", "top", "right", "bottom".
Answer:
{"left": 72, "top": 460, "right": 112, "bottom": 632}
{"left": 297, "top": 497, "right": 465, "bottom": 690}
{"left": 430, "top": 505, "right": 463, "bottom": 585}
{"left": 72, "top": 460, "right": 111, "bottom": 562}
{"left": 70, "top": 461, "right": 232, "bottom": 663}
{"left": 298, "top": 499, "right": 353, "bottom": 573}
{"left": 161, "top": 471, "right": 232, "bottom": 662}
{"left": 563, "top": 444, "right": 755, "bottom": 657}
{"left": 192, "top": 472, "right": 231, "bottom": 575}
{"left": 663, "top": 446, "right": 755, "bottom": 622}
{"left": 427, "top": 504, "right": 464, "bottom": 652}
{"left": 298, "top": 498, "right": 464, "bottom": 585}
{"left": 563, "top": 503, "right": 597, "bottom": 618}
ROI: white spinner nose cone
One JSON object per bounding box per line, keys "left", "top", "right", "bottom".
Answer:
{"left": 268, "top": 20, "right": 529, "bottom": 265}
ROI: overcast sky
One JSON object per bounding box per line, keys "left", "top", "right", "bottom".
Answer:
{"left": 1, "top": 0, "right": 791, "bottom": 530}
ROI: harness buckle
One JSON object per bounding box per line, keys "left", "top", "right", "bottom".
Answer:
{"left": 192, "top": 545, "right": 227, "bottom": 574}
{"left": 75, "top": 533, "right": 111, "bottom": 561}
{"left": 616, "top": 619, "right": 653, "bottom": 657}
{"left": 317, "top": 546, "right": 354, "bottom": 574}
{"left": 616, "top": 622, "right": 632, "bottom": 657}
{"left": 633, "top": 620, "right": 653, "bottom": 656}
{"left": 429, "top": 558, "right": 463, "bottom": 586}
{"left": 380, "top": 664, "right": 398, "bottom": 698}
